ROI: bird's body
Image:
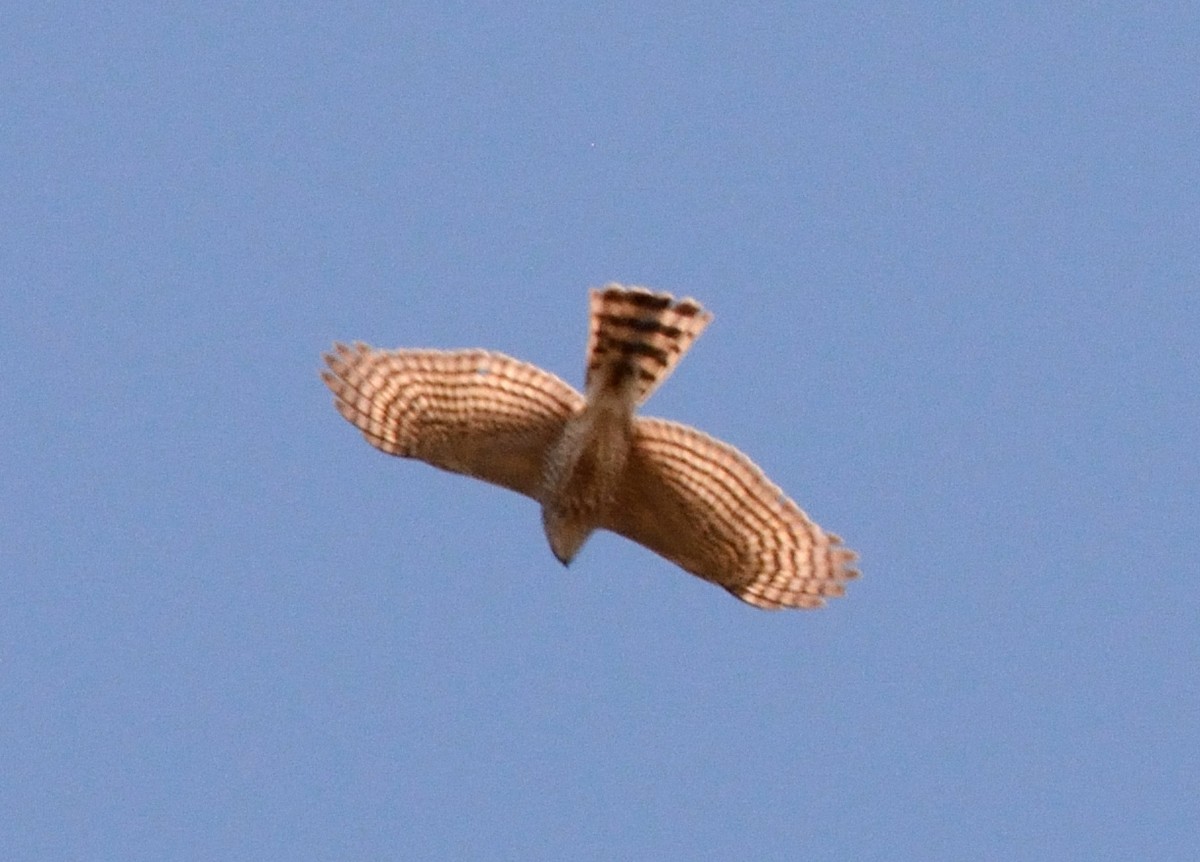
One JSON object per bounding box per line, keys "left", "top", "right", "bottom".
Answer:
{"left": 540, "top": 286, "right": 712, "bottom": 564}
{"left": 540, "top": 387, "right": 633, "bottom": 565}
{"left": 322, "top": 284, "right": 859, "bottom": 610}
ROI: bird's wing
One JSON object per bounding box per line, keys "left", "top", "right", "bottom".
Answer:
{"left": 600, "top": 417, "right": 859, "bottom": 609}
{"left": 322, "top": 344, "right": 585, "bottom": 499}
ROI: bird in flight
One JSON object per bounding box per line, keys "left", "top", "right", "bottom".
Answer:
{"left": 321, "top": 284, "right": 858, "bottom": 609}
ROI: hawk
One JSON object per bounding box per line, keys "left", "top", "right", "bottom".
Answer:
{"left": 321, "top": 284, "right": 858, "bottom": 609}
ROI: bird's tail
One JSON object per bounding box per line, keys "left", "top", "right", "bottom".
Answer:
{"left": 584, "top": 284, "right": 713, "bottom": 406}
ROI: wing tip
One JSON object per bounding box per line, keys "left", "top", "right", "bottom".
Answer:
{"left": 731, "top": 588, "right": 827, "bottom": 611}
{"left": 730, "top": 543, "right": 862, "bottom": 611}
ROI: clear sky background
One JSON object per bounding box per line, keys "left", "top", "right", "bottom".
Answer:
{"left": 3, "top": 4, "right": 1198, "bottom": 860}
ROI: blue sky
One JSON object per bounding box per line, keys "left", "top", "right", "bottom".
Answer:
{"left": 3, "top": 4, "right": 1198, "bottom": 860}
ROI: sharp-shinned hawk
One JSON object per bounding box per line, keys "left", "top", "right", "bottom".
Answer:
{"left": 321, "top": 284, "right": 859, "bottom": 610}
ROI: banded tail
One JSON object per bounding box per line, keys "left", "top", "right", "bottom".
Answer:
{"left": 585, "top": 284, "right": 713, "bottom": 405}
